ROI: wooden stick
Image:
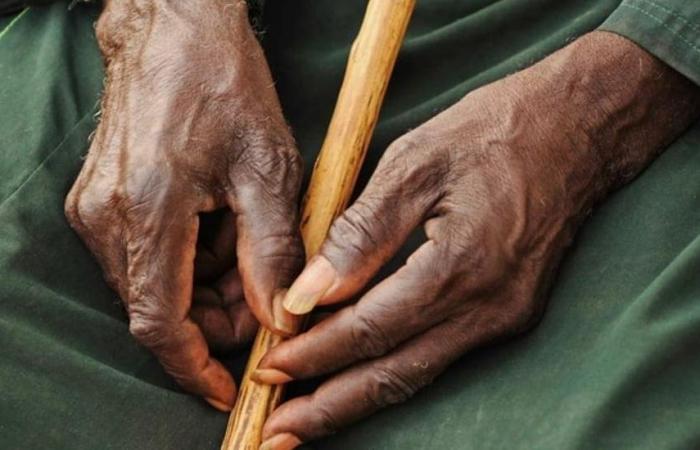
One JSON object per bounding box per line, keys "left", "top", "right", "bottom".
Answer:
{"left": 221, "top": 1, "right": 416, "bottom": 448}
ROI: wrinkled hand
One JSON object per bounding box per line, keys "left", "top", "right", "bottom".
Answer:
{"left": 253, "top": 32, "right": 700, "bottom": 446}
{"left": 65, "top": 0, "right": 303, "bottom": 410}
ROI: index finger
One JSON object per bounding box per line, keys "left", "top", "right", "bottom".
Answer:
{"left": 228, "top": 142, "right": 305, "bottom": 335}
{"left": 255, "top": 239, "right": 455, "bottom": 382}
{"left": 125, "top": 204, "right": 237, "bottom": 410}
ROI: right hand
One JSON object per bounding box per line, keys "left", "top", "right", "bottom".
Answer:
{"left": 254, "top": 31, "right": 700, "bottom": 446}
{"left": 64, "top": 0, "right": 304, "bottom": 411}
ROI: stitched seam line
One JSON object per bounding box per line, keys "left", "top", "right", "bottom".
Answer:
{"left": 619, "top": 3, "right": 700, "bottom": 56}
{"left": 0, "top": 7, "right": 28, "bottom": 42}
{"left": 635, "top": 0, "right": 700, "bottom": 35}
{"left": 0, "top": 108, "right": 97, "bottom": 212}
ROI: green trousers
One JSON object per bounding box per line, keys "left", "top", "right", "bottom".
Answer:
{"left": 2, "top": 1, "right": 700, "bottom": 449}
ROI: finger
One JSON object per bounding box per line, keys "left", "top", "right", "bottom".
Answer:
{"left": 283, "top": 137, "right": 447, "bottom": 314}
{"left": 228, "top": 142, "right": 305, "bottom": 335}
{"left": 261, "top": 318, "right": 474, "bottom": 445}
{"left": 255, "top": 238, "right": 460, "bottom": 383}
{"left": 125, "top": 206, "right": 236, "bottom": 410}
{"left": 193, "top": 266, "right": 244, "bottom": 308}
{"left": 190, "top": 302, "right": 258, "bottom": 352}
{"left": 192, "top": 270, "right": 257, "bottom": 351}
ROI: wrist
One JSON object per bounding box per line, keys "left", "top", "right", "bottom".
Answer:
{"left": 512, "top": 31, "right": 700, "bottom": 223}
{"left": 569, "top": 32, "right": 700, "bottom": 191}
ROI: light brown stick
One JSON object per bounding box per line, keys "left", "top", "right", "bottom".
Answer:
{"left": 221, "top": 1, "right": 416, "bottom": 448}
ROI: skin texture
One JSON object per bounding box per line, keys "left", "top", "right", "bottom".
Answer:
{"left": 255, "top": 32, "right": 700, "bottom": 447}
{"left": 65, "top": 2, "right": 700, "bottom": 446}
{"left": 64, "top": 0, "right": 304, "bottom": 410}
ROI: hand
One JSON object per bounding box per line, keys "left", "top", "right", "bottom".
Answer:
{"left": 65, "top": 0, "right": 304, "bottom": 410}
{"left": 252, "top": 31, "right": 700, "bottom": 447}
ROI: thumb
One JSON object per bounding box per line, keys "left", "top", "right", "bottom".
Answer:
{"left": 228, "top": 143, "right": 305, "bottom": 335}
{"left": 283, "top": 137, "right": 444, "bottom": 314}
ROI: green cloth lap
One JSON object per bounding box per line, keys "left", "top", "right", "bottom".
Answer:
{"left": 1, "top": 1, "right": 700, "bottom": 449}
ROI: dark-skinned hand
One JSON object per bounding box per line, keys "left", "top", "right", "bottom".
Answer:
{"left": 253, "top": 32, "right": 700, "bottom": 449}
{"left": 64, "top": 0, "right": 303, "bottom": 411}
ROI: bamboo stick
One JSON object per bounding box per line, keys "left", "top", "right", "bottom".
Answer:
{"left": 221, "top": 1, "right": 416, "bottom": 448}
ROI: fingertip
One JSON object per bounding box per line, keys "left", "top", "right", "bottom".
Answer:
{"left": 260, "top": 432, "right": 302, "bottom": 450}
{"left": 251, "top": 368, "right": 293, "bottom": 385}
{"left": 205, "top": 396, "right": 233, "bottom": 412}
{"left": 254, "top": 337, "right": 296, "bottom": 384}
{"left": 197, "top": 358, "right": 237, "bottom": 410}
{"left": 236, "top": 254, "right": 299, "bottom": 334}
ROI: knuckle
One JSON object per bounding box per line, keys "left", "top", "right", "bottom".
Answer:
{"left": 350, "top": 309, "right": 394, "bottom": 360}
{"left": 445, "top": 231, "right": 481, "bottom": 272}
{"left": 277, "top": 145, "right": 304, "bottom": 187}
{"left": 95, "top": 11, "right": 126, "bottom": 59}
{"left": 440, "top": 224, "right": 510, "bottom": 293}
{"left": 65, "top": 183, "right": 127, "bottom": 294}
{"left": 250, "top": 232, "right": 305, "bottom": 274}
{"left": 233, "top": 144, "right": 303, "bottom": 197}
{"left": 377, "top": 133, "right": 447, "bottom": 201}
{"left": 506, "top": 295, "right": 540, "bottom": 332}
{"left": 64, "top": 186, "right": 82, "bottom": 229}
{"left": 94, "top": 16, "right": 113, "bottom": 56}
{"left": 65, "top": 184, "right": 110, "bottom": 234}
{"left": 243, "top": 143, "right": 298, "bottom": 173}
{"left": 367, "top": 364, "right": 420, "bottom": 408}
{"left": 385, "top": 133, "right": 427, "bottom": 158}
{"left": 325, "top": 201, "right": 381, "bottom": 260}
{"left": 128, "top": 308, "right": 172, "bottom": 350}
{"left": 76, "top": 192, "right": 100, "bottom": 225}
{"left": 475, "top": 290, "right": 541, "bottom": 340}
{"left": 314, "top": 403, "right": 340, "bottom": 437}
{"left": 128, "top": 315, "right": 156, "bottom": 342}
{"left": 94, "top": 2, "right": 146, "bottom": 60}
{"left": 280, "top": 145, "right": 303, "bottom": 173}
{"left": 379, "top": 137, "right": 422, "bottom": 183}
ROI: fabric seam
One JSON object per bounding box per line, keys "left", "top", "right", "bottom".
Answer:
{"left": 619, "top": 2, "right": 700, "bottom": 56}
{"left": 635, "top": 0, "right": 700, "bottom": 35}
{"left": 0, "top": 7, "right": 28, "bottom": 42}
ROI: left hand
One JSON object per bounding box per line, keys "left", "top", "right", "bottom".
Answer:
{"left": 253, "top": 31, "right": 700, "bottom": 448}
{"left": 65, "top": 0, "right": 304, "bottom": 411}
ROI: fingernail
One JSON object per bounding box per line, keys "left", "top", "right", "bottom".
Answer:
{"left": 204, "top": 397, "right": 232, "bottom": 412}
{"left": 283, "top": 256, "right": 336, "bottom": 314}
{"left": 260, "top": 433, "right": 302, "bottom": 450}
{"left": 251, "top": 368, "right": 293, "bottom": 385}
{"left": 273, "top": 290, "right": 300, "bottom": 336}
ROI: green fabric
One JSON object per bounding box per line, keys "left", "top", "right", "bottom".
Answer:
{"left": 2, "top": 1, "right": 700, "bottom": 449}
{"left": 601, "top": 0, "right": 700, "bottom": 86}
{"left": 0, "top": 4, "right": 232, "bottom": 449}
{"left": 0, "top": 0, "right": 59, "bottom": 15}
